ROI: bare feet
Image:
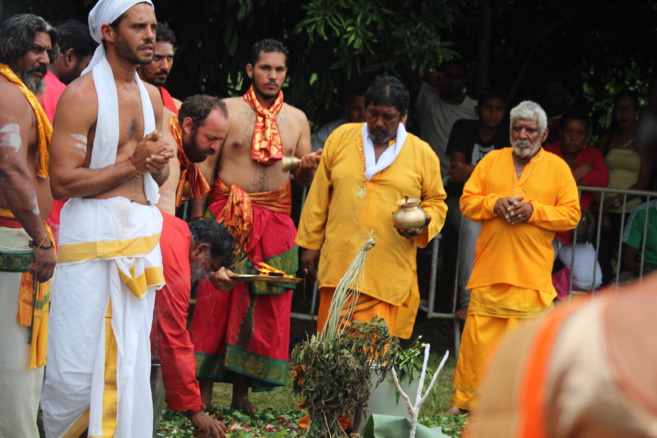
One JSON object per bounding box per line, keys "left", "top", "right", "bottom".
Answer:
{"left": 231, "top": 374, "right": 256, "bottom": 413}
{"left": 442, "top": 406, "right": 468, "bottom": 415}
{"left": 231, "top": 398, "right": 257, "bottom": 414}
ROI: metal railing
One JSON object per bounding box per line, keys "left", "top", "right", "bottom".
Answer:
{"left": 291, "top": 184, "right": 657, "bottom": 357}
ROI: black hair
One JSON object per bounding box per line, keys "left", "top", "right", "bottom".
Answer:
{"left": 364, "top": 75, "right": 410, "bottom": 116}
{"left": 248, "top": 38, "right": 288, "bottom": 67}
{"left": 561, "top": 108, "right": 591, "bottom": 131}
{"left": 477, "top": 86, "right": 506, "bottom": 107}
{"left": 156, "top": 22, "right": 176, "bottom": 45}
{"left": 0, "top": 13, "right": 59, "bottom": 64}
{"left": 189, "top": 220, "right": 236, "bottom": 267}
{"left": 178, "top": 94, "right": 228, "bottom": 129}
{"left": 56, "top": 19, "right": 97, "bottom": 58}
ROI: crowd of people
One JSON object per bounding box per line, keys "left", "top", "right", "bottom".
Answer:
{"left": 0, "top": 0, "right": 656, "bottom": 437}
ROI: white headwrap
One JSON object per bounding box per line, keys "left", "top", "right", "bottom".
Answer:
{"left": 82, "top": 0, "right": 160, "bottom": 205}
{"left": 83, "top": 0, "right": 155, "bottom": 74}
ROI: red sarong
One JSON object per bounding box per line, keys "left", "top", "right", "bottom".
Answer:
{"left": 189, "top": 180, "right": 297, "bottom": 390}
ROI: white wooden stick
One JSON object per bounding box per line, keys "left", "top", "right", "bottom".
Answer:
{"left": 391, "top": 346, "right": 450, "bottom": 438}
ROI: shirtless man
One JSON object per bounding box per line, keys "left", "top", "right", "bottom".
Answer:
{"left": 189, "top": 38, "right": 320, "bottom": 412}
{"left": 0, "top": 13, "right": 58, "bottom": 438}
{"left": 156, "top": 94, "right": 227, "bottom": 216}
{"left": 138, "top": 22, "right": 181, "bottom": 113}
{"left": 41, "top": 1, "right": 175, "bottom": 436}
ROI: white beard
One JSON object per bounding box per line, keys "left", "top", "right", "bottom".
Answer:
{"left": 512, "top": 140, "right": 540, "bottom": 158}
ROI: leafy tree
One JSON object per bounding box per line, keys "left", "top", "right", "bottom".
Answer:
{"left": 4, "top": 0, "right": 657, "bottom": 136}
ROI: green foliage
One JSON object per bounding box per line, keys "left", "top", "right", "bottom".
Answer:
{"left": 291, "top": 316, "right": 399, "bottom": 438}
{"left": 418, "top": 413, "right": 469, "bottom": 438}
{"left": 156, "top": 407, "right": 305, "bottom": 437}
{"left": 394, "top": 335, "right": 430, "bottom": 385}
{"left": 294, "top": 0, "right": 460, "bottom": 79}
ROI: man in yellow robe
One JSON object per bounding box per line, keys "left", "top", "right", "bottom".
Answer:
{"left": 469, "top": 275, "right": 657, "bottom": 438}
{"left": 446, "top": 100, "right": 580, "bottom": 413}
{"left": 296, "top": 75, "right": 447, "bottom": 339}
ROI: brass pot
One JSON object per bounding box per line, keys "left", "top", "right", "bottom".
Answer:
{"left": 282, "top": 156, "right": 302, "bottom": 172}
{"left": 392, "top": 196, "right": 426, "bottom": 229}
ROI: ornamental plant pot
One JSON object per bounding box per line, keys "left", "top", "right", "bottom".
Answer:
{"left": 354, "top": 368, "right": 421, "bottom": 433}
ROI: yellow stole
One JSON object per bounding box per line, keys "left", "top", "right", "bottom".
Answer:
{"left": 0, "top": 207, "right": 53, "bottom": 369}
{"left": 0, "top": 63, "right": 52, "bottom": 178}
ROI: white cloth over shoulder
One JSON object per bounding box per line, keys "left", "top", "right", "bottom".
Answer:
{"left": 81, "top": 0, "right": 160, "bottom": 204}
{"left": 89, "top": 56, "right": 160, "bottom": 204}
{"left": 362, "top": 122, "right": 407, "bottom": 180}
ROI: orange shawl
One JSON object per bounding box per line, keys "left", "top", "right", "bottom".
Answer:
{"left": 209, "top": 178, "right": 291, "bottom": 253}
{"left": 168, "top": 116, "right": 211, "bottom": 207}
{"left": 242, "top": 85, "right": 284, "bottom": 164}
{"left": 0, "top": 63, "right": 52, "bottom": 178}
{"left": 0, "top": 208, "right": 53, "bottom": 369}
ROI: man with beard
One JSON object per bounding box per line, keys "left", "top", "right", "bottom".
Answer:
{"left": 188, "top": 38, "right": 320, "bottom": 412}
{"left": 138, "top": 22, "right": 180, "bottom": 113}
{"left": 156, "top": 94, "right": 227, "bottom": 216}
{"left": 297, "top": 75, "right": 447, "bottom": 341}
{"left": 0, "top": 13, "right": 58, "bottom": 438}
{"left": 445, "top": 100, "right": 580, "bottom": 415}
{"left": 414, "top": 59, "right": 477, "bottom": 178}
{"left": 151, "top": 95, "right": 229, "bottom": 437}
{"left": 41, "top": 0, "right": 174, "bottom": 436}
{"left": 153, "top": 216, "right": 233, "bottom": 438}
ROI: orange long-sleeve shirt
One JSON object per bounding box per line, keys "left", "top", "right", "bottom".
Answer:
{"left": 462, "top": 148, "right": 580, "bottom": 293}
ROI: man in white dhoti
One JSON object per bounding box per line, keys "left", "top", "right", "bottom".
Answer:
{"left": 41, "top": 0, "right": 174, "bottom": 436}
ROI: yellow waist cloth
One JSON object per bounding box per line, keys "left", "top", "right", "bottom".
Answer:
{"left": 469, "top": 283, "right": 555, "bottom": 318}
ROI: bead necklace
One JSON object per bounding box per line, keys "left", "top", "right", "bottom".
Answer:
{"left": 618, "top": 137, "right": 634, "bottom": 150}
{"left": 356, "top": 146, "right": 366, "bottom": 198}
{"left": 512, "top": 151, "right": 543, "bottom": 198}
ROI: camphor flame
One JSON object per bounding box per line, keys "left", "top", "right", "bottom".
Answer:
{"left": 256, "top": 261, "right": 293, "bottom": 278}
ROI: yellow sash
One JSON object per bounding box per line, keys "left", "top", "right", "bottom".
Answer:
{"left": 0, "top": 63, "right": 52, "bottom": 178}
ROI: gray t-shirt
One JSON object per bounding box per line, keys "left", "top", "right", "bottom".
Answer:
{"left": 415, "top": 81, "right": 477, "bottom": 178}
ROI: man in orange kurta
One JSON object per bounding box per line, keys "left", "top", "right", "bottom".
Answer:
{"left": 296, "top": 76, "right": 447, "bottom": 339}
{"left": 447, "top": 100, "right": 580, "bottom": 413}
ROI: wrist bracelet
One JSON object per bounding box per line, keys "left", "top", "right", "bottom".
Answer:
{"left": 128, "top": 157, "right": 140, "bottom": 177}
{"left": 29, "top": 233, "right": 51, "bottom": 249}
{"left": 185, "top": 405, "right": 205, "bottom": 418}
{"left": 190, "top": 215, "right": 204, "bottom": 221}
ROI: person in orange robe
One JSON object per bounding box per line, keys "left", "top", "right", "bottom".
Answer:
{"left": 446, "top": 100, "right": 580, "bottom": 414}
{"left": 468, "top": 274, "right": 657, "bottom": 438}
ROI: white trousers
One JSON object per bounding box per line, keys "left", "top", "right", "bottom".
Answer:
{"left": 553, "top": 240, "right": 603, "bottom": 291}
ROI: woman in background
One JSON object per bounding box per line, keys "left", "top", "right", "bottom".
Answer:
{"left": 596, "top": 90, "right": 653, "bottom": 284}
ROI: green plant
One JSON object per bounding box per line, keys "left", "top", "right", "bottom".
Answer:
{"left": 291, "top": 316, "right": 399, "bottom": 438}
{"left": 394, "top": 336, "right": 431, "bottom": 386}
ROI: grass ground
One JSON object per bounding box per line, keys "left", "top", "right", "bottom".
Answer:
{"left": 156, "top": 353, "right": 467, "bottom": 437}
